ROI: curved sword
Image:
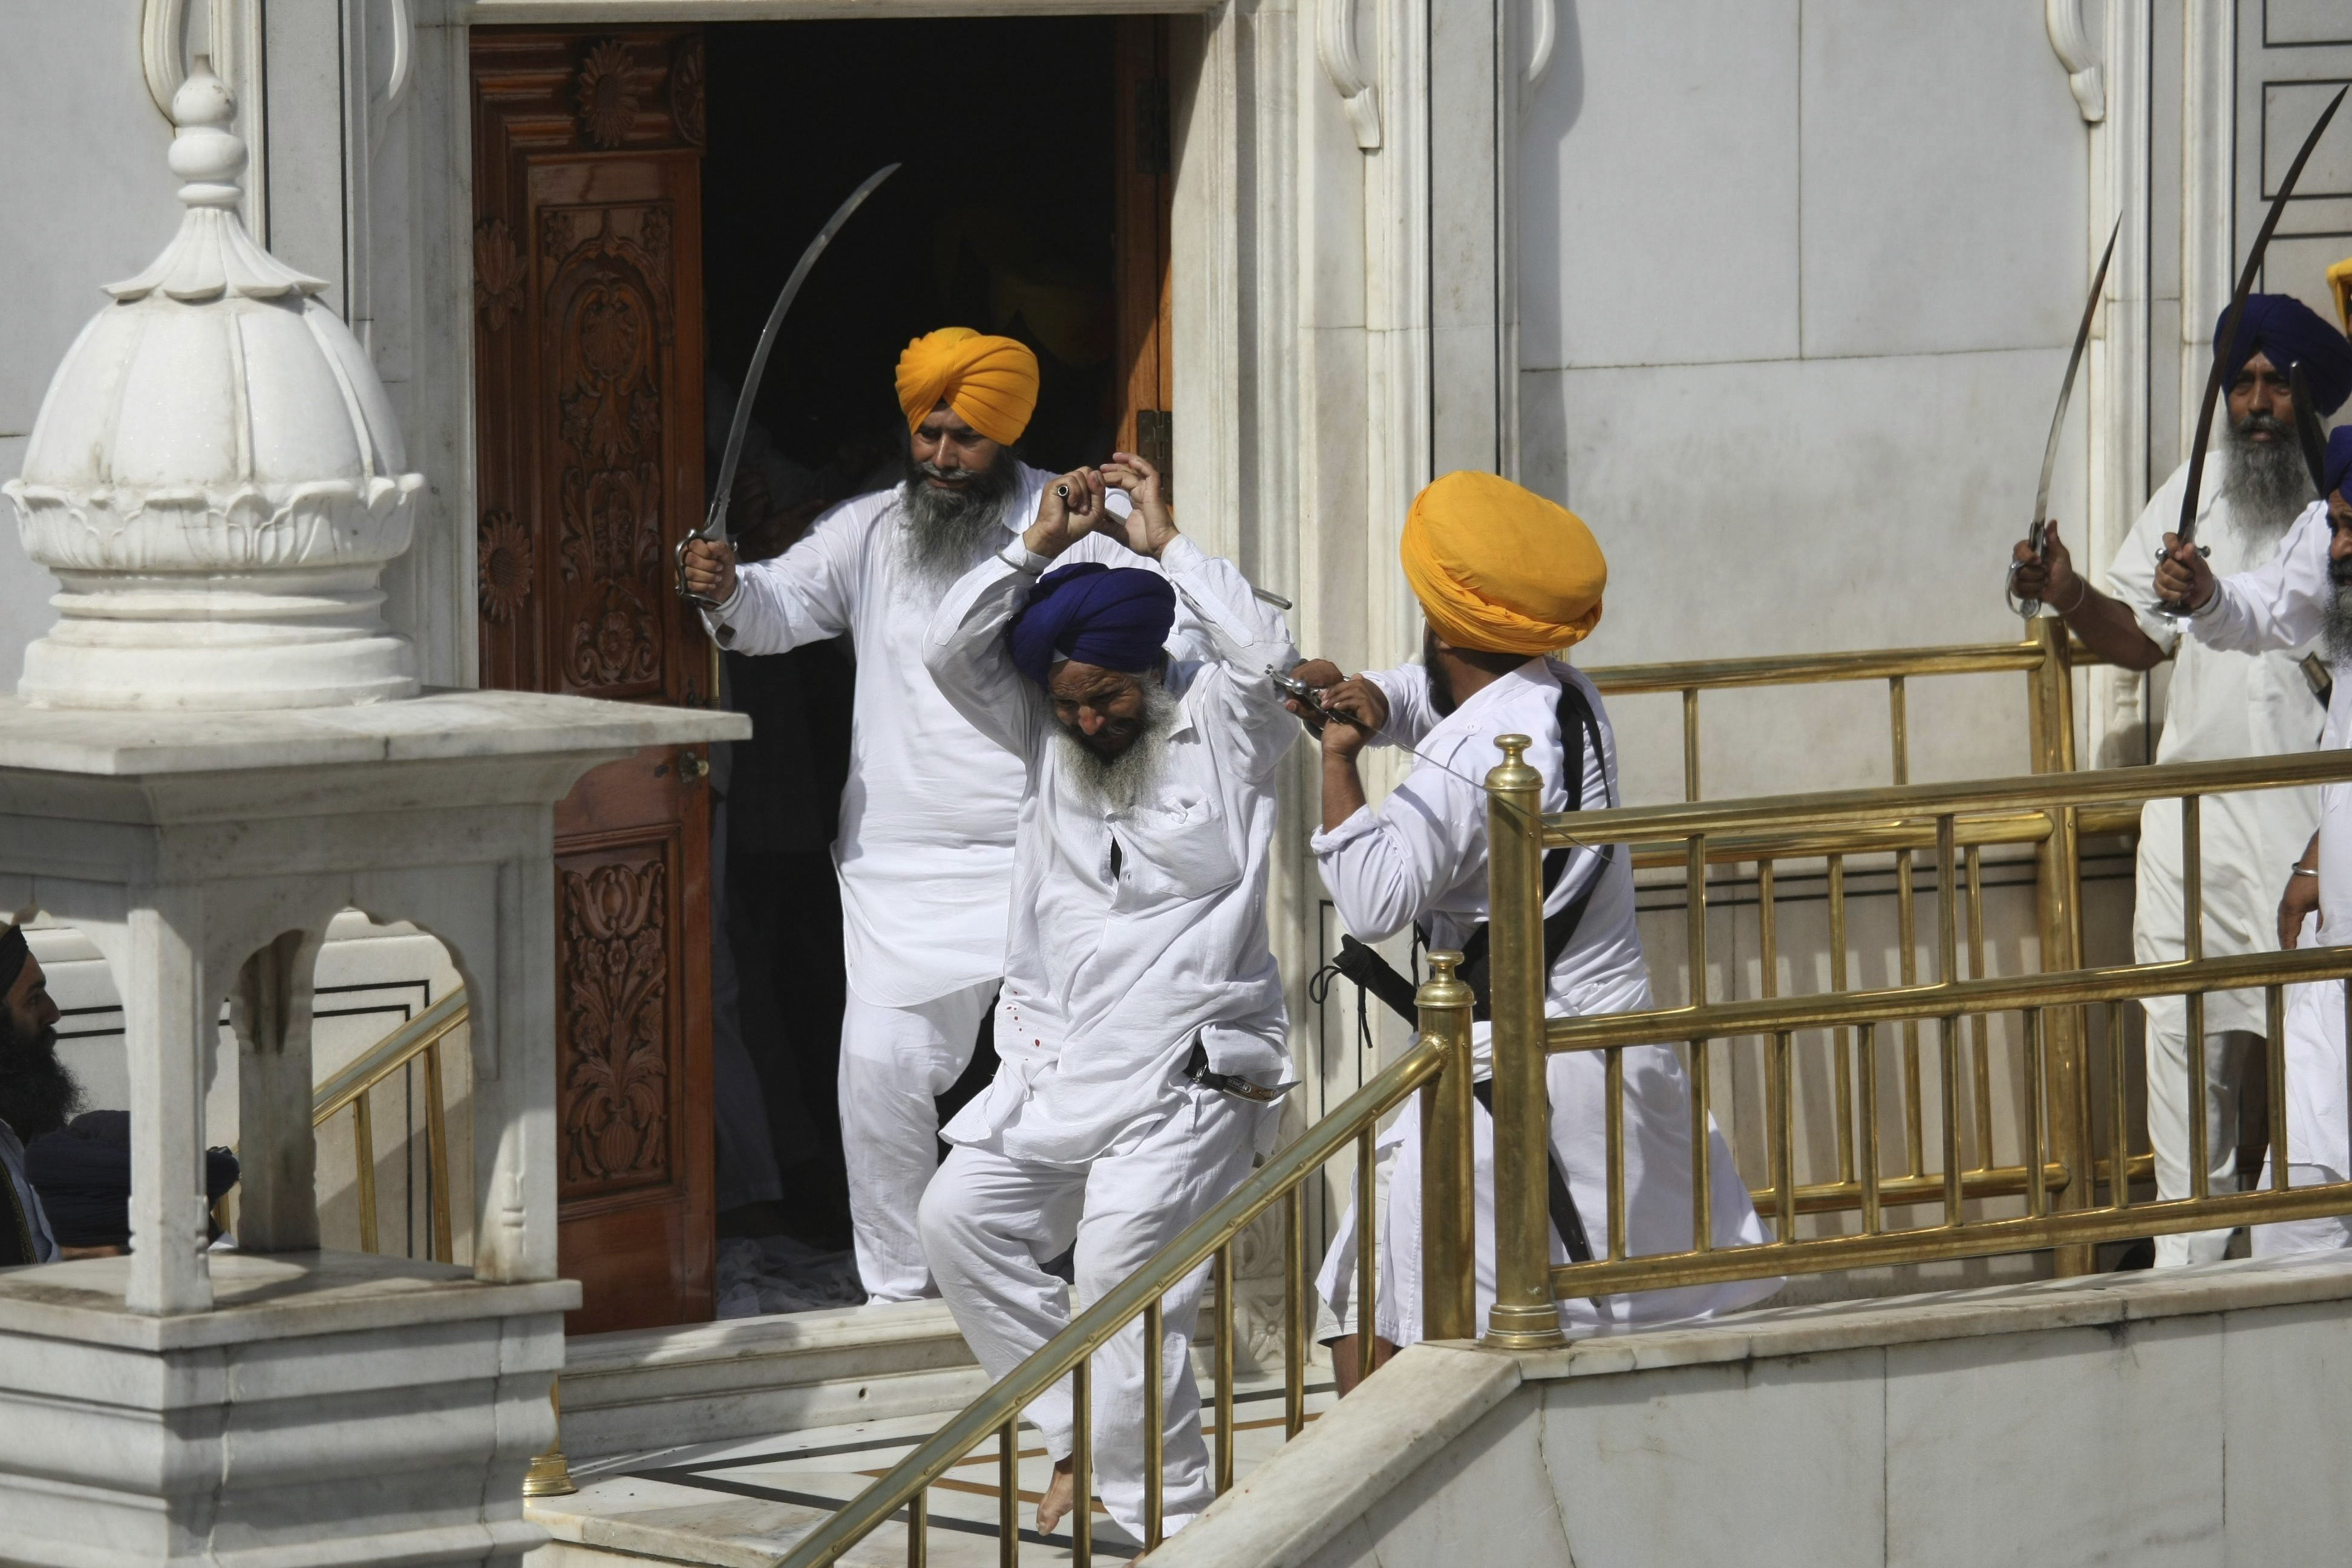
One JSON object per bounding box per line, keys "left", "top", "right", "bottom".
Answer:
{"left": 2009, "top": 214, "right": 2122, "bottom": 619}
{"left": 677, "top": 162, "right": 902, "bottom": 613}
{"left": 2290, "top": 359, "right": 2331, "bottom": 498}
{"left": 2159, "top": 85, "right": 2346, "bottom": 616}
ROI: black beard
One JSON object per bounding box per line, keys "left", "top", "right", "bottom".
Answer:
{"left": 1423, "top": 627, "right": 1459, "bottom": 717}
{"left": 2222, "top": 411, "right": 2313, "bottom": 540}
{"left": 0, "top": 1008, "right": 80, "bottom": 1144}
{"left": 898, "top": 453, "right": 1020, "bottom": 591}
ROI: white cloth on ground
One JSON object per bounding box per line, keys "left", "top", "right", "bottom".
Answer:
{"left": 2108, "top": 460, "right": 2325, "bottom": 1264}
{"left": 837, "top": 978, "right": 997, "bottom": 1301}
{"left": 922, "top": 534, "right": 1302, "bottom": 1164}
{"left": 918, "top": 1084, "right": 1258, "bottom": 1542}
{"left": 704, "top": 464, "right": 1175, "bottom": 1010}
{"left": 0, "top": 1119, "right": 58, "bottom": 1264}
{"left": 1311, "top": 659, "right": 1773, "bottom": 1342}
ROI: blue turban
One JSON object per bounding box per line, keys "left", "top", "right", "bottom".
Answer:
{"left": 1007, "top": 562, "right": 1177, "bottom": 687}
{"left": 2215, "top": 294, "right": 2352, "bottom": 416}
{"left": 2327, "top": 426, "right": 2352, "bottom": 506}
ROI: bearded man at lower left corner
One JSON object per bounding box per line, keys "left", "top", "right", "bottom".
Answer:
{"left": 916, "top": 451, "right": 1304, "bottom": 1545}
{"left": 0, "top": 923, "right": 72, "bottom": 1266}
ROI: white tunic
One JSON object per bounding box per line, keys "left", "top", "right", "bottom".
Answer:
{"left": 706, "top": 466, "right": 1173, "bottom": 1008}
{"left": 1312, "top": 659, "right": 1773, "bottom": 1336}
{"left": 2106, "top": 455, "right": 2326, "bottom": 1039}
{"left": 921, "top": 535, "right": 1302, "bottom": 1166}
{"left": 2180, "top": 499, "right": 2350, "bottom": 1179}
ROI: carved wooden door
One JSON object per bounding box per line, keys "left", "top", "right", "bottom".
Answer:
{"left": 471, "top": 27, "right": 716, "bottom": 1334}
{"left": 1112, "top": 16, "right": 1176, "bottom": 494}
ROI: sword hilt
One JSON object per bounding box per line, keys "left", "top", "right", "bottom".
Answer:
{"left": 2151, "top": 541, "right": 2211, "bottom": 621}
{"left": 2007, "top": 519, "right": 2048, "bottom": 619}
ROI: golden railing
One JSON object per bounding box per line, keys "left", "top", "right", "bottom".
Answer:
{"left": 776, "top": 960, "right": 1483, "bottom": 1566}
{"left": 1584, "top": 621, "right": 2131, "bottom": 1264}
{"left": 311, "top": 984, "right": 467, "bottom": 1263}
{"left": 1477, "top": 745, "right": 2352, "bottom": 1344}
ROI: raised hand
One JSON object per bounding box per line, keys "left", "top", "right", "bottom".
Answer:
{"left": 680, "top": 536, "right": 738, "bottom": 603}
{"left": 1099, "top": 451, "right": 1178, "bottom": 558}
{"left": 2155, "top": 531, "right": 2216, "bottom": 611}
{"left": 1021, "top": 468, "right": 1108, "bottom": 560}
{"left": 2009, "top": 520, "right": 2077, "bottom": 612}
{"left": 1314, "top": 673, "right": 1389, "bottom": 760}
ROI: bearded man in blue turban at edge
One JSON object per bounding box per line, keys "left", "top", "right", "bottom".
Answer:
{"left": 2010, "top": 292, "right": 2352, "bottom": 1266}
{"left": 918, "top": 450, "right": 1304, "bottom": 1545}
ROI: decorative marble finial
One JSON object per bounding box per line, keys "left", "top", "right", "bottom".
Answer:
{"left": 167, "top": 56, "right": 243, "bottom": 209}
{"left": 107, "top": 55, "right": 325, "bottom": 304}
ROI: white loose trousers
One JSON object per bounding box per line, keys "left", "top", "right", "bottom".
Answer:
{"left": 838, "top": 979, "right": 996, "bottom": 1302}
{"left": 2108, "top": 460, "right": 2326, "bottom": 1264}
{"left": 918, "top": 1083, "right": 1261, "bottom": 1543}
{"left": 2143, "top": 1023, "right": 2245, "bottom": 1266}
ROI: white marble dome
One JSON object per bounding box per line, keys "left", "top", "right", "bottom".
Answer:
{"left": 4, "top": 59, "right": 421, "bottom": 710}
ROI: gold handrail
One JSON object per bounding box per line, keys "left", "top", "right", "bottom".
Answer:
{"left": 777, "top": 960, "right": 1479, "bottom": 1566}
{"left": 1481, "top": 743, "right": 2352, "bottom": 1340}
{"left": 312, "top": 985, "right": 466, "bottom": 1264}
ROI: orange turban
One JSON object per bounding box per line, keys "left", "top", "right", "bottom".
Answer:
{"left": 894, "top": 328, "right": 1039, "bottom": 445}
{"left": 1400, "top": 471, "right": 1606, "bottom": 655}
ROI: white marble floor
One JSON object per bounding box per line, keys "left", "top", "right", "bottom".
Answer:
{"left": 535, "top": 1368, "right": 1339, "bottom": 1566}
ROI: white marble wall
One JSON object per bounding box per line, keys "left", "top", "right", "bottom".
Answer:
{"left": 0, "top": 1, "right": 174, "bottom": 691}
{"left": 1520, "top": 1, "right": 2094, "bottom": 801}
{"left": 1160, "top": 1253, "right": 2352, "bottom": 1568}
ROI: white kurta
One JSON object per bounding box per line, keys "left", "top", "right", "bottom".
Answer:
{"left": 1312, "top": 659, "right": 1774, "bottom": 1339}
{"left": 706, "top": 465, "right": 1174, "bottom": 1008}
{"left": 2106, "top": 454, "right": 2326, "bottom": 1039}
{"left": 921, "top": 534, "right": 1302, "bottom": 1163}
{"left": 2183, "top": 500, "right": 2352, "bottom": 1197}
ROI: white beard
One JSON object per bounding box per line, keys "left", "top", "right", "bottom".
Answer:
{"left": 1053, "top": 682, "right": 1178, "bottom": 814}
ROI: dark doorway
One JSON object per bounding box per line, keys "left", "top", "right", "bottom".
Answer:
{"left": 701, "top": 16, "right": 1160, "bottom": 1311}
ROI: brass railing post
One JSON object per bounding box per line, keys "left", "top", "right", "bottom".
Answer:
{"left": 524, "top": 1380, "right": 577, "bottom": 1497}
{"left": 2027, "top": 618, "right": 2093, "bottom": 1274}
{"left": 1481, "top": 736, "right": 1565, "bottom": 1350}
{"left": 1417, "top": 951, "right": 1477, "bottom": 1341}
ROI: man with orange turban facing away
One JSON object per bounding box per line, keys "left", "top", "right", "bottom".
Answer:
{"left": 1295, "top": 471, "right": 1772, "bottom": 1376}
{"left": 681, "top": 328, "right": 1192, "bottom": 1302}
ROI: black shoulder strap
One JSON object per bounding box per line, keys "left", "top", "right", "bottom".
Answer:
{"left": 1448, "top": 673, "right": 1616, "bottom": 1022}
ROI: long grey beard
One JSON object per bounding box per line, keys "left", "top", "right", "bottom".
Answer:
{"left": 2221, "top": 415, "right": 2313, "bottom": 543}
{"left": 898, "top": 467, "right": 1017, "bottom": 595}
{"left": 1054, "top": 682, "right": 1179, "bottom": 815}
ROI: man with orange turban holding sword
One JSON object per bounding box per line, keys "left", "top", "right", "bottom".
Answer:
{"left": 679, "top": 328, "right": 1195, "bottom": 1302}
{"left": 1302, "top": 471, "right": 1773, "bottom": 1374}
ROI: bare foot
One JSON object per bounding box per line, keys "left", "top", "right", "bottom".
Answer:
{"left": 1036, "top": 1458, "right": 1076, "bottom": 1535}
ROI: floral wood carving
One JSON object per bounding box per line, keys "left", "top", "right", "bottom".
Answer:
{"left": 473, "top": 218, "right": 526, "bottom": 331}
{"left": 477, "top": 509, "right": 532, "bottom": 622}
{"left": 547, "top": 206, "right": 672, "bottom": 693}
{"left": 558, "top": 855, "right": 671, "bottom": 1189}
{"left": 670, "top": 35, "right": 706, "bottom": 146}
{"left": 575, "top": 39, "right": 637, "bottom": 149}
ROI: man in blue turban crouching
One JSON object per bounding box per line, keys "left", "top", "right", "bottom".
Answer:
{"left": 920, "top": 451, "right": 1304, "bottom": 1545}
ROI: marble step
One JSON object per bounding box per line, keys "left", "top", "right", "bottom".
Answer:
{"left": 562, "top": 1301, "right": 994, "bottom": 1461}
{"left": 530, "top": 1366, "right": 1338, "bottom": 1566}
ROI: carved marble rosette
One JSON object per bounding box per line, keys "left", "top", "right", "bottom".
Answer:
{"left": 4, "top": 59, "right": 421, "bottom": 710}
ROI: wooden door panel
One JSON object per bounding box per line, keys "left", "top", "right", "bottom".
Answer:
{"left": 1112, "top": 16, "right": 1175, "bottom": 493}
{"left": 473, "top": 26, "right": 715, "bottom": 1333}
